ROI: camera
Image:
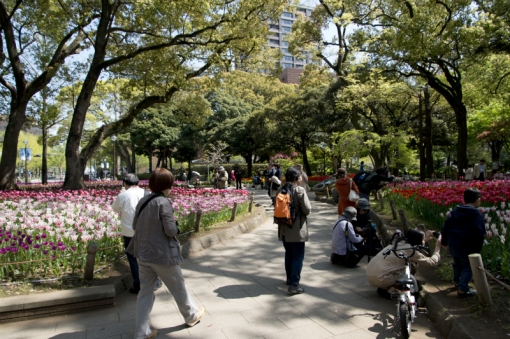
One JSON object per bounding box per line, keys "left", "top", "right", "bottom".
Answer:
{"left": 431, "top": 231, "right": 440, "bottom": 239}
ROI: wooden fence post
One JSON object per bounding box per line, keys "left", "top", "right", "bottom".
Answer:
{"left": 230, "top": 202, "right": 238, "bottom": 221}
{"left": 389, "top": 200, "right": 398, "bottom": 220}
{"left": 398, "top": 209, "right": 410, "bottom": 234}
{"left": 195, "top": 209, "right": 202, "bottom": 233}
{"left": 377, "top": 192, "right": 384, "bottom": 209}
{"left": 248, "top": 193, "right": 254, "bottom": 212}
{"left": 84, "top": 242, "right": 98, "bottom": 281}
{"left": 468, "top": 254, "right": 493, "bottom": 305}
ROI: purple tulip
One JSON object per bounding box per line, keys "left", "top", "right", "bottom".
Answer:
{"left": 35, "top": 235, "right": 40, "bottom": 240}
{"left": 0, "top": 248, "right": 6, "bottom": 255}
{"left": 59, "top": 245, "right": 66, "bottom": 250}
{"left": 42, "top": 241, "right": 48, "bottom": 246}
{"left": 51, "top": 245, "right": 57, "bottom": 251}
{"left": 57, "top": 241, "right": 63, "bottom": 246}
{"left": 33, "top": 244, "right": 40, "bottom": 249}
{"left": 41, "top": 234, "right": 47, "bottom": 239}
{"left": 11, "top": 242, "right": 16, "bottom": 247}
{"left": 21, "top": 234, "right": 26, "bottom": 239}
{"left": 12, "top": 236, "right": 17, "bottom": 241}
{"left": 11, "top": 247, "right": 18, "bottom": 253}
{"left": 49, "top": 241, "right": 54, "bottom": 246}
{"left": 27, "top": 239, "right": 33, "bottom": 245}
{"left": 71, "top": 246, "right": 76, "bottom": 251}
{"left": 17, "top": 231, "right": 22, "bottom": 235}
{"left": 43, "top": 249, "right": 49, "bottom": 255}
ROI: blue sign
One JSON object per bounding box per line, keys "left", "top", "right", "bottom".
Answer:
{"left": 19, "top": 148, "right": 32, "bottom": 161}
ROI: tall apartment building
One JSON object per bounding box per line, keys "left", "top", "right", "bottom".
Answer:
{"left": 267, "top": 4, "right": 315, "bottom": 83}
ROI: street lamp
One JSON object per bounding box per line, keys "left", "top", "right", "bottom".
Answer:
{"left": 111, "top": 135, "right": 117, "bottom": 180}
{"left": 23, "top": 140, "right": 28, "bottom": 184}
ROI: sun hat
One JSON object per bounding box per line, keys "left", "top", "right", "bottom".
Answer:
{"left": 357, "top": 198, "right": 370, "bottom": 210}
{"left": 342, "top": 206, "right": 357, "bottom": 221}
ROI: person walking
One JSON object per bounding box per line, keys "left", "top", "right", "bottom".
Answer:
{"left": 335, "top": 168, "right": 359, "bottom": 215}
{"left": 359, "top": 161, "right": 365, "bottom": 172}
{"left": 111, "top": 174, "right": 161, "bottom": 294}
{"left": 277, "top": 167, "right": 312, "bottom": 294}
{"left": 127, "top": 168, "right": 205, "bottom": 339}
{"left": 212, "top": 168, "right": 219, "bottom": 188}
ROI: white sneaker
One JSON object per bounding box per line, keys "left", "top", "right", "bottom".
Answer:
{"left": 187, "top": 307, "right": 205, "bottom": 327}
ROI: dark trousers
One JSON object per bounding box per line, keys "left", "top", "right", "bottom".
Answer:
{"left": 282, "top": 237, "right": 305, "bottom": 287}
{"left": 236, "top": 178, "right": 242, "bottom": 189}
{"left": 123, "top": 236, "right": 140, "bottom": 289}
{"left": 331, "top": 243, "right": 369, "bottom": 268}
{"left": 450, "top": 248, "right": 473, "bottom": 292}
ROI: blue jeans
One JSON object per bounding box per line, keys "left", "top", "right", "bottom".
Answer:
{"left": 123, "top": 236, "right": 140, "bottom": 289}
{"left": 282, "top": 237, "right": 305, "bottom": 287}
{"left": 449, "top": 248, "right": 472, "bottom": 292}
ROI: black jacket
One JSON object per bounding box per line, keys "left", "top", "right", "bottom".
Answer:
{"left": 441, "top": 204, "right": 485, "bottom": 255}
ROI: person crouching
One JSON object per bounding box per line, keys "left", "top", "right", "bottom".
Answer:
{"left": 331, "top": 206, "right": 368, "bottom": 268}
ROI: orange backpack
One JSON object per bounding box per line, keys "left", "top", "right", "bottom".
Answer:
{"left": 274, "top": 184, "right": 296, "bottom": 226}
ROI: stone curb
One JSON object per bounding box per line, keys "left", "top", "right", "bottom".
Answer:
{"left": 419, "top": 290, "right": 476, "bottom": 339}
{"left": 0, "top": 206, "right": 267, "bottom": 323}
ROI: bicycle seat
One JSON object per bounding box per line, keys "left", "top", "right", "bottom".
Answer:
{"left": 396, "top": 277, "right": 414, "bottom": 285}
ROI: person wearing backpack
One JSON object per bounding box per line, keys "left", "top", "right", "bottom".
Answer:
{"left": 276, "top": 167, "right": 312, "bottom": 294}
{"left": 357, "top": 168, "right": 394, "bottom": 200}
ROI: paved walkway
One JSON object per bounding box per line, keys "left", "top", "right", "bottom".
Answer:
{"left": 0, "top": 188, "right": 444, "bottom": 339}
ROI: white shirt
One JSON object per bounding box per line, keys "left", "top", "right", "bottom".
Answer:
{"left": 111, "top": 186, "right": 146, "bottom": 237}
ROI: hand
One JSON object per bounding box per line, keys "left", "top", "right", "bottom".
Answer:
{"left": 355, "top": 227, "right": 363, "bottom": 233}
{"left": 424, "top": 230, "right": 437, "bottom": 242}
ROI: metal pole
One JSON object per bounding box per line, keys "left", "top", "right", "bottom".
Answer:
{"left": 24, "top": 140, "right": 28, "bottom": 184}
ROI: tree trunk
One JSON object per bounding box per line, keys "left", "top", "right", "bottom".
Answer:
{"left": 301, "top": 137, "right": 312, "bottom": 176}
{"left": 244, "top": 153, "right": 253, "bottom": 177}
{"left": 0, "top": 105, "right": 28, "bottom": 189}
{"left": 118, "top": 143, "right": 134, "bottom": 173}
{"left": 419, "top": 95, "right": 426, "bottom": 181}
{"left": 489, "top": 141, "right": 503, "bottom": 162}
{"left": 455, "top": 105, "right": 468, "bottom": 175}
{"left": 148, "top": 147, "right": 153, "bottom": 172}
{"left": 424, "top": 89, "right": 434, "bottom": 178}
{"left": 131, "top": 142, "right": 136, "bottom": 173}
{"left": 42, "top": 125, "right": 48, "bottom": 184}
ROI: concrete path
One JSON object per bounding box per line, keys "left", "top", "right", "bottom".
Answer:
{"left": 0, "top": 188, "right": 444, "bottom": 339}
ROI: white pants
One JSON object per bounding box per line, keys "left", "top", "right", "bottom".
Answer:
{"left": 134, "top": 261, "right": 200, "bottom": 339}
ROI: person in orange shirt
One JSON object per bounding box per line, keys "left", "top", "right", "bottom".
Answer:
{"left": 335, "top": 168, "right": 359, "bottom": 215}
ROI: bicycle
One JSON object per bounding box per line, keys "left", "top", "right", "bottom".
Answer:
{"left": 382, "top": 242, "right": 429, "bottom": 338}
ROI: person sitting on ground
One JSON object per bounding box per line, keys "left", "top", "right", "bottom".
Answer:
{"left": 352, "top": 198, "right": 383, "bottom": 256}
{"left": 441, "top": 188, "right": 485, "bottom": 298}
{"left": 331, "top": 206, "right": 368, "bottom": 268}
{"left": 366, "top": 229, "right": 441, "bottom": 299}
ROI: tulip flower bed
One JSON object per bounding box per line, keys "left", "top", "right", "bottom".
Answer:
{"left": 386, "top": 180, "right": 510, "bottom": 279}
{"left": 0, "top": 183, "right": 250, "bottom": 281}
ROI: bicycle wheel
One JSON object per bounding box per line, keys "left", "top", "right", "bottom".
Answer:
{"left": 400, "top": 301, "right": 411, "bottom": 339}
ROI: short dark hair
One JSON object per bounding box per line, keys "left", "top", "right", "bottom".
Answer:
{"left": 285, "top": 167, "right": 301, "bottom": 183}
{"left": 464, "top": 188, "right": 481, "bottom": 204}
{"left": 123, "top": 173, "right": 139, "bottom": 186}
{"left": 149, "top": 168, "right": 174, "bottom": 192}
{"left": 274, "top": 163, "right": 281, "bottom": 169}
{"left": 406, "top": 229, "right": 425, "bottom": 246}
